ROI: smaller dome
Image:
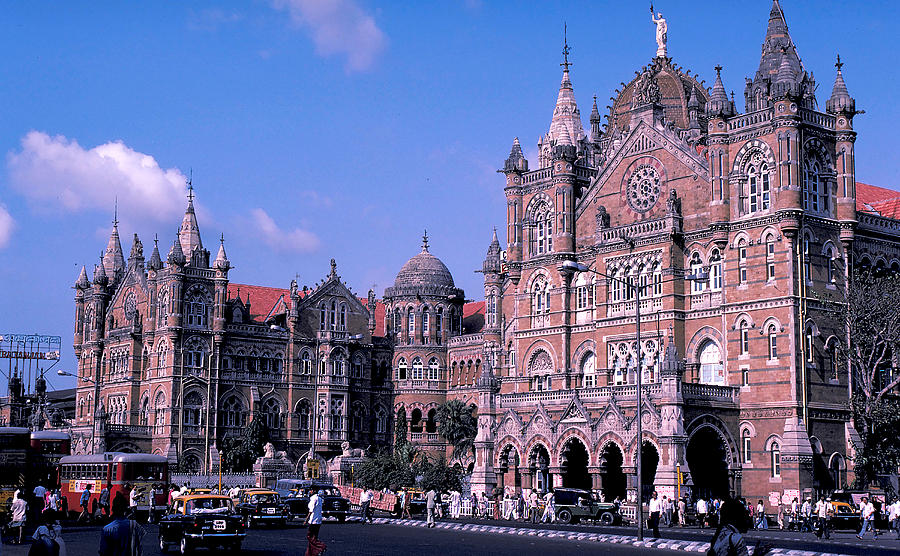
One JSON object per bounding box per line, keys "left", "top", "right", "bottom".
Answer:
{"left": 394, "top": 249, "right": 455, "bottom": 289}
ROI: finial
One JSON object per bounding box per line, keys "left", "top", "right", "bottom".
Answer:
{"left": 154, "top": 233, "right": 158, "bottom": 246}
{"left": 422, "top": 229, "right": 429, "bottom": 252}
{"left": 220, "top": 233, "right": 225, "bottom": 244}
{"left": 330, "top": 258, "right": 337, "bottom": 276}
{"left": 561, "top": 23, "right": 571, "bottom": 72}
{"left": 714, "top": 65, "right": 722, "bottom": 77}
{"left": 186, "top": 168, "right": 194, "bottom": 202}
{"left": 835, "top": 54, "right": 843, "bottom": 71}
{"left": 113, "top": 197, "right": 118, "bottom": 228}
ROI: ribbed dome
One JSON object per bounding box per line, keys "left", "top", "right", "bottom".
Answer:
{"left": 394, "top": 249, "right": 455, "bottom": 289}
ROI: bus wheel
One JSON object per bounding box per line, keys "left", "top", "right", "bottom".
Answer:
{"left": 179, "top": 537, "right": 191, "bottom": 554}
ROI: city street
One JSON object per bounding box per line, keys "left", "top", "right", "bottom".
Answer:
{"left": 4, "top": 515, "right": 900, "bottom": 555}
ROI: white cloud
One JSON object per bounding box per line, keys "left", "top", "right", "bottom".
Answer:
{"left": 250, "top": 208, "right": 320, "bottom": 253}
{"left": 7, "top": 131, "right": 190, "bottom": 222}
{"left": 272, "top": 0, "right": 386, "bottom": 72}
{"left": 299, "top": 190, "right": 333, "bottom": 208}
{"left": 0, "top": 203, "right": 14, "bottom": 248}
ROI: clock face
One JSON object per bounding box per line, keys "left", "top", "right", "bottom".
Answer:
{"left": 627, "top": 164, "right": 662, "bottom": 213}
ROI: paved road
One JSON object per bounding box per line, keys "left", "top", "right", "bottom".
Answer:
{"left": 2, "top": 519, "right": 685, "bottom": 556}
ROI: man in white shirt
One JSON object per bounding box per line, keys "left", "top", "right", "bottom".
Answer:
{"left": 306, "top": 490, "right": 326, "bottom": 552}
{"left": 540, "top": 490, "right": 555, "bottom": 523}
{"left": 677, "top": 497, "right": 686, "bottom": 526}
{"left": 696, "top": 497, "right": 708, "bottom": 529}
{"left": 800, "top": 497, "right": 813, "bottom": 532}
{"left": 648, "top": 491, "right": 661, "bottom": 538}
{"left": 857, "top": 496, "right": 878, "bottom": 539}
{"left": 889, "top": 499, "right": 900, "bottom": 540}
{"left": 756, "top": 500, "right": 767, "bottom": 529}
{"left": 814, "top": 496, "right": 831, "bottom": 539}
{"left": 360, "top": 489, "right": 373, "bottom": 523}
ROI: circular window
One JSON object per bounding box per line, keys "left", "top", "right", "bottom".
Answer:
{"left": 627, "top": 165, "right": 662, "bottom": 213}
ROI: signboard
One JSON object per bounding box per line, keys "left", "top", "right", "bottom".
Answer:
{"left": 72, "top": 480, "right": 102, "bottom": 493}
{"left": 0, "top": 334, "right": 61, "bottom": 360}
{"left": 781, "top": 489, "right": 800, "bottom": 506}
{"left": 655, "top": 485, "right": 676, "bottom": 500}
{"left": 307, "top": 460, "right": 320, "bottom": 479}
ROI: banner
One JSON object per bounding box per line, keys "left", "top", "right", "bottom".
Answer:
{"left": 72, "top": 480, "right": 102, "bottom": 493}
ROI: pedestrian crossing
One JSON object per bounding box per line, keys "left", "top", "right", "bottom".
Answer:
{"left": 371, "top": 517, "right": 852, "bottom": 556}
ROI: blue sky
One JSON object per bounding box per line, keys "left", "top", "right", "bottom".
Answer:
{"left": 1, "top": 0, "right": 897, "bottom": 391}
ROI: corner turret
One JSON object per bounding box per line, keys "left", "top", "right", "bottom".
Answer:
{"left": 148, "top": 237, "right": 163, "bottom": 271}
{"left": 826, "top": 55, "right": 857, "bottom": 117}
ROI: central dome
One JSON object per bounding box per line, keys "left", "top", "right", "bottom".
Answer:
{"left": 394, "top": 248, "right": 455, "bottom": 289}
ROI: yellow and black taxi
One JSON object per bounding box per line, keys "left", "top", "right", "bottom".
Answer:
{"left": 158, "top": 494, "right": 246, "bottom": 553}
{"left": 235, "top": 488, "right": 288, "bottom": 527}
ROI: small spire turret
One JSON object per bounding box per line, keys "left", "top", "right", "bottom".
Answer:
{"left": 167, "top": 230, "right": 185, "bottom": 266}
{"left": 148, "top": 235, "right": 163, "bottom": 271}
{"left": 503, "top": 137, "right": 528, "bottom": 173}
{"left": 214, "top": 233, "right": 230, "bottom": 271}
{"left": 826, "top": 54, "right": 857, "bottom": 116}
{"left": 706, "top": 66, "right": 735, "bottom": 117}
{"left": 482, "top": 228, "right": 501, "bottom": 274}
{"left": 92, "top": 254, "right": 108, "bottom": 286}
{"left": 75, "top": 265, "right": 91, "bottom": 290}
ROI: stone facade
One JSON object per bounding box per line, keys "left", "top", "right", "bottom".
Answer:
{"left": 71, "top": 1, "right": 900, "bottom": 510}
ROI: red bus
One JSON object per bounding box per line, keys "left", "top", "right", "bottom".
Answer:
{"left": 30, "top": 430, "right": 71, "bottom": 486}
{"left": 59, "top": 452, "right": 168, "bottom": 518}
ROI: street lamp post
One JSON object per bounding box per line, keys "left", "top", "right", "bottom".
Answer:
{"left": 561, "top": 260, "right": 645, "bottom": 540}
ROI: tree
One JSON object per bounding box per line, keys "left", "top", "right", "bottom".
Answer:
{"left": 394, "top": 410, "right": 408, "bottom": 449}
{"left": 839, "top": 269, "right": 900, "bottom": 487}
{"left": 419, "top": 457, "right": 463, "bottom": 493}
{"left": 218, "top": 414, "right": 271, "bottom": 472}
{"left": 355, "top": 444, "right": 420, "bottom": 491}
{"left": 436, "top": 399, "right": 477, "bottom": 461}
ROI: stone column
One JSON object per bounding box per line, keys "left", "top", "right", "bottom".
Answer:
{"left": 589, "top": 466, "right": 604, "bottom": 491}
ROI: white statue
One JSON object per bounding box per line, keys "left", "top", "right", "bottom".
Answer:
{"left": 263, "top": 442, "right": 275, "bottom": 459}
{"left": 651, "top": 5, "right": 667, "bottom": 58}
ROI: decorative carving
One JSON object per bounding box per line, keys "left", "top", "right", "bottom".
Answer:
{"left": 665, "top": 189, "right": 681, "bottom": 216}
{"left": 596, "top": 205, "right": 611, "bottom": 229}
{"left": 627, "top": 164, "right": 662, "bottom": 213}
{"left": 632, "top": 69, "right": 661, "bottom": 106}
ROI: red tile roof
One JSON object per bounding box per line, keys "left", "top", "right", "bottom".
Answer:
{"left": 463, "top": 301, "right": 485, "bottom": 334}
{"left": 856, "top": 182, "right": 900, "bottom": 218}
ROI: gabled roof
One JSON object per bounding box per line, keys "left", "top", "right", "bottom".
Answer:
{"left": 857, "top": 182, "right": 900, "bottom": 219}
{"left": 462, "top": 301, "right": 485, "bottom": 334}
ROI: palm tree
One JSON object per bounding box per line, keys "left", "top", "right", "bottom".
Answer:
{"left": 436, "top": 399, "right": 477, "bottom": 461}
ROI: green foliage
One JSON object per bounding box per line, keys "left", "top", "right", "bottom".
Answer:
{"left": 418, "top": 457, "right": 463, "bottom": 493}
{"left": 218, "top": 414, "right": 270, "bottom": 472}
{"left": 394, "top": 410, "right": 408, "bottom": 449}
{"left": 850, "top": 392, "right": 900, "bottom": 488}
{"left": 355, "top": 445, "right": 419, "bottom": 491}
{"left": 436, "top": 399, "right": 477, "bottom": 461}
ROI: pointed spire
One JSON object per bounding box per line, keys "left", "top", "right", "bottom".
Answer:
{"left": 421, "top": 230, "right": 429, "bottom": 252}
{"left": 483, "top": 228, "right": 501, "bottom": 274}
{"left": 178, "top": 178, "right": 203, "bottom": 261}
{"left": 826, "top": 54, "right": 856, "bottom": 115}
{"left": 92, "top": 253, "right": 108, "bottom": 285}
{"left": 102, "top": 208, "right": 125, "bottom": 281}
{"left": 590, "top": 95, "right": 600, "bottom": 120}
{"left": 128, "top": 233, "right": 144, "bottom": 264}
{"left": 754, "top": 0, "right": 802, "bottom": 85}
{"left": 503, "top": 137, "right": 528, "bottom": 172}
{"left": 688, "top": 85, "right": 700, "bottom": 109}
{"left": 545, "top": 26, "right": 585, "bottom": 160}
{"left": 167, "top": 230, "right": 185, "bottom": 266}
{"left": 214, "top": 233, "right": 230, "bottom": 271}
{"left": 148, "top": 235, "right": 163, "bottom": 271}
{"left": 75, "top": 265, "right": 91, "bottom": 290}
{"left": 706, "top": 66, "right": 735, "bottom": 117}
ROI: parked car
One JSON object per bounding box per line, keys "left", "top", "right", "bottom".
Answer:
{"left": 235, "top": 488, "right": 288, "bottom": 528}
{"left": 274, "top": 480, "right": 350, "bottom": 522}
{"left": 158, "top": 494, "right": 246, "bottom": 554}
{"left": 552, "top": 488, "right": 620, "bottom": 525}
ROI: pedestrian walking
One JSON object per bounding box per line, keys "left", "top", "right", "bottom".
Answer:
{"left": 33, "top": 510, "right": 66, "bottom": 556}
{"left": 889, "top": 498, "right": 900, "bottom": 540}
{"left": 305, "top": 489, "right": 326, "bottom": 556}
{"left": 697, "top": 497, "right": 708, "bottom": 529}
{"left": 755, "top": 500, "right": 767, "bottom": 530}
{"left": 857, "top": 496, "right": 878, "bottom": 540}
{"left": 426, "top": 488, "right": 437, "bottom": 528}
{"left": 707, "top": 498, "right": 764, "bottom": 556}
{"left": 663, "top": 495, "right": 672, "bottom": 527}
{"left": 77, "top": 484, "right": 92, "bottom": 524}
{"left": 98, "top": 494, "right": 145, "bottom": 556}
{"left": 360, "top": 488, "right": 374, "bottom": 523}
{"left": 678, "top": 497, "right": 686, "bottom": 526}
{"left": 814, "top": 496, "right": 831, "bottom": 540}
{"left": 99, "top": 487, "right": 110, "bottom": 518}
{"left": 517, "top": 491, "right": 526, "bottom": 522}
{"left": 493, "top": 489, "right": 501, "bottom": 520}
{"left": 776, "top": 501, "right": 784, "bottom": 530}
{"left": 10, "top": 491, "right": 27, "bottom": 544}
{"left": 529, "top": 489, "right": 539, "bottom": 523}
{"left": 800, "top": 497, "right": 812, "bottom": 532}
{"left": 450, "top": 490, "right": 461, "bottom": 519}
{"left": 540, "top": 489, "right": 555, "bottom": 523}
{"left": 648, "top": 491, "right": 661, "bottom": 538}
{"left": 401, "top": 489, "right": 412, "bottom": 518}
{"left": 33, "top": 483, "right": 47, "bottom": 517}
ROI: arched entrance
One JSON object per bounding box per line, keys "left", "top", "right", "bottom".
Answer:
{"left": 686, "top": 427, "right": 730, "bottom": 500}
{"left": 640, "top": 441, "right": 659, "bottom": 502}
{"left": 560, "top": 438, "right": 590, "bottom": 490}
{"left": 599, "top": 443, "right": 626, "bottom": 501}
{"left": 498, "top": 444, "right": 522, "bottom": 490}
{"left": 529, "top": 445, "right": 550, "bottom": 492}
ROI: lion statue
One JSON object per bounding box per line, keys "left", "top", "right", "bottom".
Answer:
{"left": 340, "top": 441, "right": 366, "bottom": 458}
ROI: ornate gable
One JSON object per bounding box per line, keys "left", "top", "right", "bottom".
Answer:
{"left": 525, "top": 403, "right": 555, "bottom": 436}
{"left": 499, "top": 408, "right": 525, "bottom": 437}
{"left": 597, "top": 395, "right": 626, "bottom": 432}
{"left": 559, "top": 392, "right": 590, "bottom": 423}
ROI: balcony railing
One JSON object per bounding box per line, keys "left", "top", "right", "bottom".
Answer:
{"left": 107, "top": 424, "right": 149, "bottom": 436}
{"left": 500, "top": 383, "right": 662, "bottom": 407}
{"left": 682, "top": 382, "right": 739, "bottom": 403}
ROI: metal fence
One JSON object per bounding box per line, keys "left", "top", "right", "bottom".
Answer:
{"left": 170, "top": 473, "right": 256, "bottom": 488}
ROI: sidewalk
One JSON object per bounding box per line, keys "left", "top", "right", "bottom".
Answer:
{"left": 372, "top": 517, "right": 852, "bottom": 556}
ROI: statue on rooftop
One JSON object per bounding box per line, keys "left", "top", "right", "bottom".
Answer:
{"left": 651, "top": 5, "right": 667, "bottom": 58}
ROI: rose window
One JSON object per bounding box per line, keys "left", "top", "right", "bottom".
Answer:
{"left": 627, "top": 165, "right": 662, "bottom": 212}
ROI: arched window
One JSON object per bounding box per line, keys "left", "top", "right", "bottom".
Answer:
{"left": 805, "top": 325, "right": 815, "bottom": 364}
{"left": 699, "top": 341, "right": 725, "bottom": 385}
{"left": 156, "top": 342, "right": 168, "bottom": 373}
{"left": 581, "top": 351, "right": 597, "bottom": 388}
{"left": 410, "top": 408, "right": 423, "bottom": 433}
{"left": 374, "top": 406, "right": 387, "bottom": 434}
{"left": 765, "top": 235, "right": 776, "bottom": 281}
{"left": 300, "top": 351, "right": 312, "bottom": 375}
{"left": 741, "top": 429, "right": 752, "bottom": 464}
{"left": 746, "top": 151, "right": 771, "bottom": 214}
{"left": 139, "top": 395, "right": 149, "bottom": 426}
{"left": 739, "top": 321, "right": 750, "bottom": 356}
{"left": 709, "top": 249, "right": 723, "bottom": 292}
{"left": 411, "top": 358, "right": 424, "bottom": 381}
{"left": 183, "top": 391, "right": 202, "bottom": 427}
{"left": 351, "top": 355, "right": 363, "bottom": 379}
{"left": 803, "top": 234, "right": 812, "bottom": 282}
{"left": 397, "top": 358, "right": 407, "bottom": 381}
{"left": 737, "top": 239, "right": 748, "bottom": 284}
{"left": 220, "top": 396, "right": 246, "bottom": 429}
{"left": 157, "top": 289, "right": 169, "bottom": 327}
{"left": 319, "top": 303, "right": 326, "bottom": 331}
{"left": 352, "top": 403, "right": 365, "bottom": 433}
{"left": 339, "top": 303, "right": 347, "bottom": 331}
{"left": 261, "top": 398, "right": 282, "bottom": 430}
{"left": 392, "top": 308, "right": 400, "bottom": 337}
{"left": 529, "top": 200, "right": 554, "bottom": 256}
{"left": 651, "top": 262, "right": 662, "bottom": 296}
{"left": 185, "top": 288, "right": 209, "bottom": 328}
{"left": 183, "top": 338, "right": 206, "bottom": 375}
{"left": 331, "top": 352, "right": 346, "bottom": 376}
{"left": 407, "top": 307, "right": 415, "bottom": 341}
{"left": 329, "top": 397, "right": 344, "bottom": 433}
{"left": 690, "top": 253, "right": 706, "bottom": 294}
{"left": 767, "top": 324, "right": 778, "bottom": 359}
{"left": 296, "top": 399, "right": 312, "bottom": 433}
{"left": 425, "top": 408, "right": 437, "bottom": 433}
{"left": 770, "top": 441, "right": 781, "bottom": 477}
{"left": 329, "top": 300, "right": 337, "bottom": 330}
{"left": 422, "top": 307, "right": 430, "bottom": 339}
{"left": 826, "top": 245, "right": 839, "bottom": 283}
{"left": 428, "top": 358, "right": 440, "bottom": 381}
{"left": 153, "top": 392, "right": 167, "bottom": 434}
{"left": 530, "top": 275, "right": 551, "bottom": 323}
